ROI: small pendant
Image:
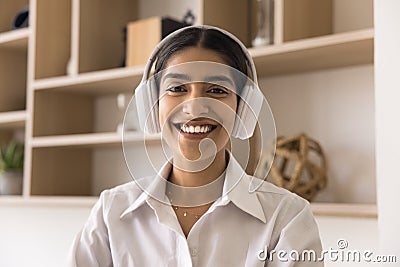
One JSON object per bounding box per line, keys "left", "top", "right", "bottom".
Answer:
{"left": 183, "top": 212, "right": 187, "bottom": 217}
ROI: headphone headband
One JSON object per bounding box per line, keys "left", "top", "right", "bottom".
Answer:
{"left": 141, "top": 25, "right": 258, "bottom": 85}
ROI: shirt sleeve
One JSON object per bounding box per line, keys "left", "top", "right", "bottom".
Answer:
{"left": 67, "top": 191, "right": 113, "bottom": 267}
{"left": 266, "top": 199, "right": 324, "bottom": 267}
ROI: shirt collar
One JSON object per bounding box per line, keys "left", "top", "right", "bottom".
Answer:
{"left": 221, "top": 155, "right": 266, "bottom": 223}
{"left": 120, "top": 153, "right": 266, "bottom": 223}
{"left": 120, "top": 161, "right": 171, "bottom": 218}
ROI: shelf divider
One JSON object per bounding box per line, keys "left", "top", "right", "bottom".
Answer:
{"left": 0, "top": 195, "right": 98, "bottom": 207}
{"left": 0, "top": 110, "right": 26, "bottom": 129}
{"left": 0, "top": 28, "right": 30, "bottom": 50}
{"left": 31, "top": 132, "right": 161, "bottom": 148}
{"left": 33, "top": 66, "right": 144, "bottom": 95}
{"left": 250, "top": 28, "right": 374, "bottom": 76}
{"left": 311, "top": 202, "right": 377, "bottom": 218}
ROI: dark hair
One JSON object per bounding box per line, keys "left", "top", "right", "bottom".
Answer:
{"left": 154, "top": 27, "right": 250, "bottom": 89}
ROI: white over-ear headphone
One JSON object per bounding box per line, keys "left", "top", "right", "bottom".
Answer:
{"left": 135, "top": 25, "right": 264, "bottom": 140}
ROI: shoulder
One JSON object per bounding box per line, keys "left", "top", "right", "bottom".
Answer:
{"left": 96, "top": 178, "right": 151, "bottom": 215}
{"left": 101, "top": 180, "right": 144, "bottom": 199}
{"left": 250, "top": 175, "right": 309, "bottom": 205}
{"left": 246, "top": 175, "right": 312, "bottom": 222}
{"left": 229, "top": 154, "right": 310, "bottom": 215}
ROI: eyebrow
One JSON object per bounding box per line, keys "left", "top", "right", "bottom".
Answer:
{"left": 162, "top": 73, "right": 234, "bottom": 86}
{"left": 162, "top": 72, "right": 192, "bottom": 81}
{"left": 204, "top": 75, "right": 234, "bottom": 87}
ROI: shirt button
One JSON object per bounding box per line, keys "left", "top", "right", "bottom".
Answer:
{"left": 190, "top": 248, "right": 198, "bottom": 257}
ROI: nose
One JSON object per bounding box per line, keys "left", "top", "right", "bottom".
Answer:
{"left": 182, "top": 84, "right": 209, "bottom": 116}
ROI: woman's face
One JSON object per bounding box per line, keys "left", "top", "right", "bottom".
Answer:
{"left": 158, "top": 47, "right": 238, "bottom": 161}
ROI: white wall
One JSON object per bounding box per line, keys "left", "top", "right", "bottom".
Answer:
{"left": 260, "top": 64, "right": 376, "bottom": 204}
{"left": 0, "top": 205, "right": 89, "bottom": 267}
{"left": 374, "top": 0, "right": 400, "bottom": 259}
{"left": 317, "top": 216, "right": 379, "bottom": 266}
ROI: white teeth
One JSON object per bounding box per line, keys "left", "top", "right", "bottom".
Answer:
{"left": 180, "top": 124, "right": 213, "bottom": 134}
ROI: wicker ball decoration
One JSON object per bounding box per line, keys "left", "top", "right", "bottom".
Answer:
{"left": 269, "top": 133, "right": 327, "bottom": 201}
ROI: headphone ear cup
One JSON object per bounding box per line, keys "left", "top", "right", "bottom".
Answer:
{"left": 232, "top": 84, "right": 263, "bottom": 139}
{"left": 148, "top": 79, "right": 161, "bottom": 133}
{"left": 135, "top": 80, "right": 161, "bottom": 134}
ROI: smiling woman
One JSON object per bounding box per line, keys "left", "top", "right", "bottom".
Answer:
{"left": 68, "top": 26, "right": 324, "bottom": 267}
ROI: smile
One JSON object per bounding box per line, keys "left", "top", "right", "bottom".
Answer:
{"left": 173, "top": 122, "right": 217, "bottom": 135}
{"left": 181, "top": 124, "right": 214, "bottom": 134}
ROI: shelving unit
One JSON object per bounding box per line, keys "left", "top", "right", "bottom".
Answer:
{"left": 0, "top": 0, "right": 377, "bottom": 217}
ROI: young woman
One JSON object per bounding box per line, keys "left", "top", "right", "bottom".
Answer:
{"left": 69, "top": 26, "right": 323, "bottom": 267}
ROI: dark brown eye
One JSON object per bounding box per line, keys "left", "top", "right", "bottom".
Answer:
{"left": 208, "top": 87, "right": 229, "bottom": 95}
{"left": 166, "top": 86, "right": 186, "bottom": 93}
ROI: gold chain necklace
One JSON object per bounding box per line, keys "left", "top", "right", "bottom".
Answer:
{"left": 168, "top": 191, "right": 211, "bottom": 219}
{"left": 172, "top": 205, "right": 202, "bottom": 219}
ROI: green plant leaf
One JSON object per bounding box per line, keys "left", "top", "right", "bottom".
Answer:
{"left": 0, "top": 141, "right": 24, "bottom": 171}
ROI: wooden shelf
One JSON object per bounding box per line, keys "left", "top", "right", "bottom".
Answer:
{"left": 0, "top": 110, "right": 26, "bottom": 129}
{"left": 0, "top": 195, "right": 98, "bottom": 207}
{"left": 0, "top": 28, "right": 29, "bottom": 50}
{"left": 310, "top": 202, "right": 377, "bottom": 218}
{"left": 33, "top": 66, "right": 144, "bottom": 95}
{"left": 31, "top": 131, "right": 160, "bottom": 148}
{"left": 249, "top": 28, "right": 374, "bottom": 76}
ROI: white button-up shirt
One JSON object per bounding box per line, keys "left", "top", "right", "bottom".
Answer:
{"left": 68, "top": 155, "right": 323, "bottom": 267}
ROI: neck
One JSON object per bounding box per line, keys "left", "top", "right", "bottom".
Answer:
{"left": 169, "top": 149, "right": 228, "bottom": 187}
